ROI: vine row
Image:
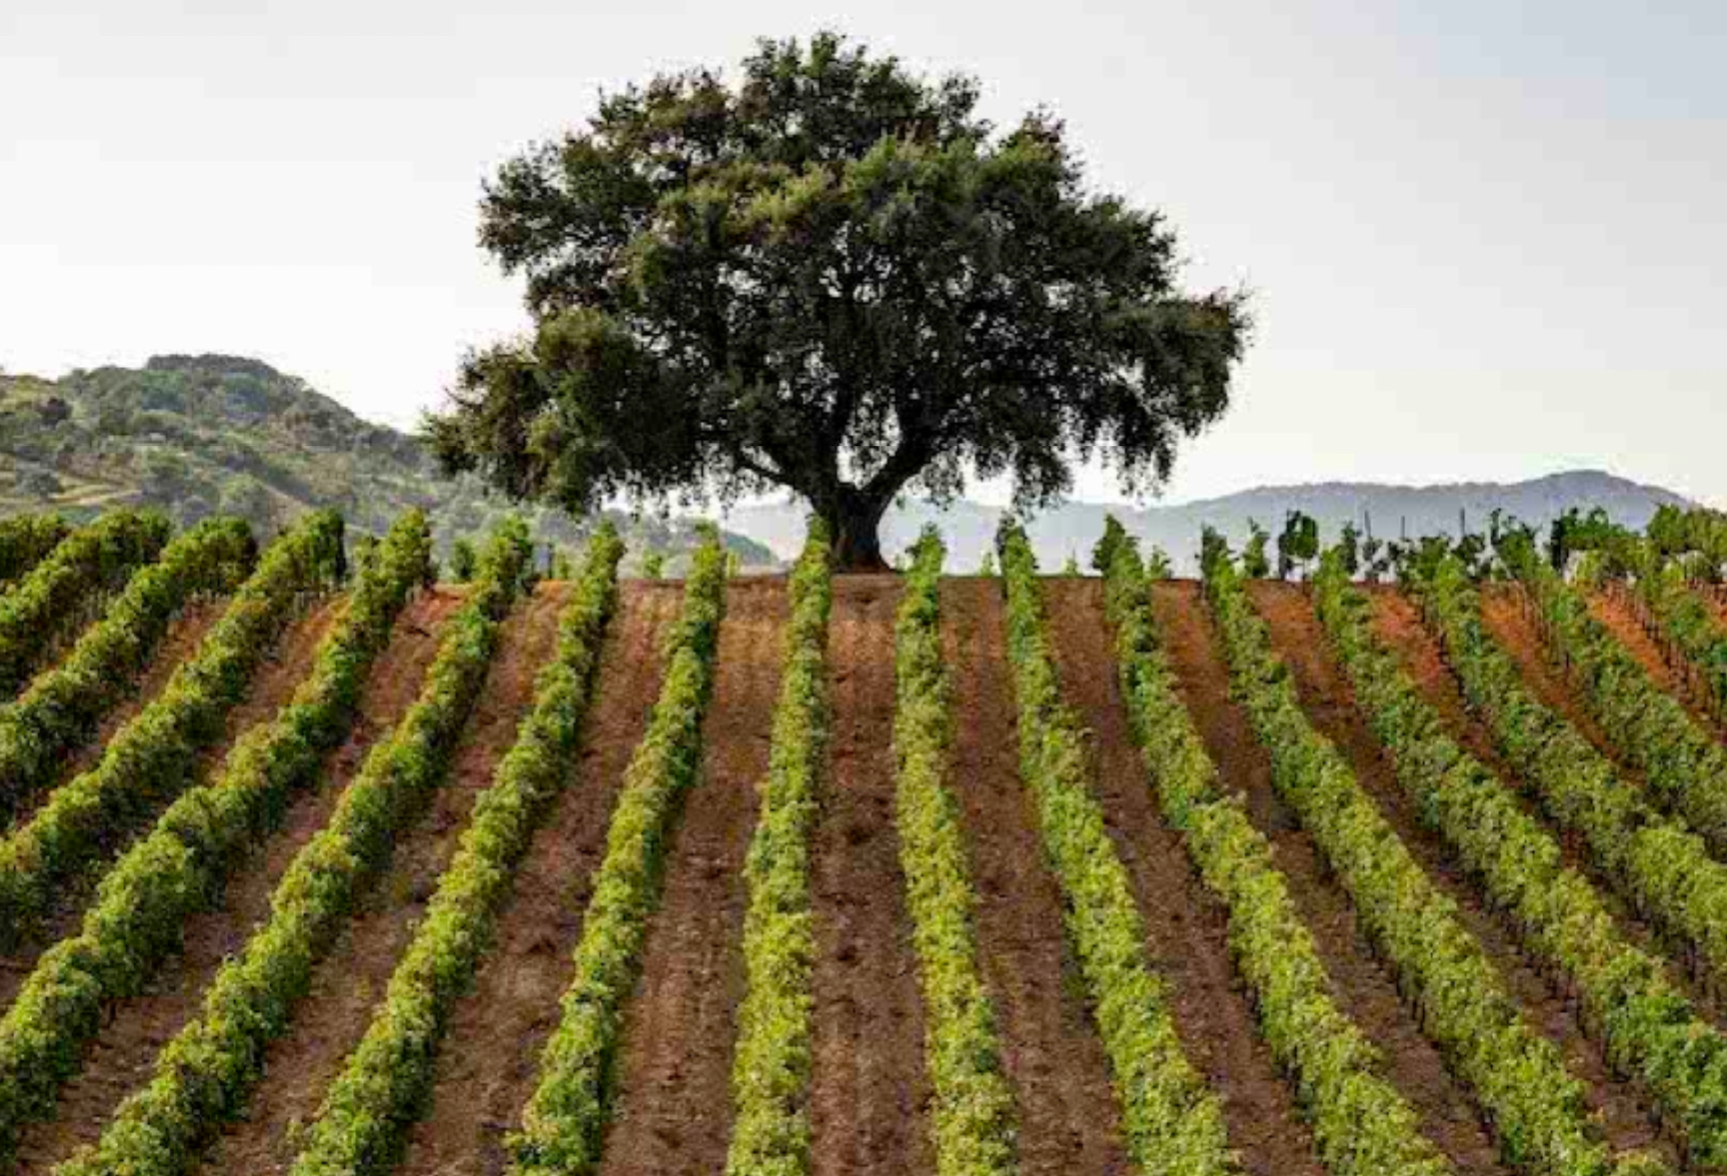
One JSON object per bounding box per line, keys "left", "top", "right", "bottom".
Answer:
{"left": 0, "top": 510, "right": 345, "bottom": 943}
{"left": 1410, "top": 558, "right": 1727, "bottom": 996}
{"left": 0, "top": 510, "right": 432, "bottom": 1163}
{"left": 0, "top": 513, "right": 70, "bottom": 590}
{"left": 1099, "top": 521, "right": 1452, "bottom": 1175}
{"left": 1204, "top": 549, "right": 1665, "bottom": 1176}
{"left": 0, "top": 514, "right": 257, "bottom": 821}
{"left": 889, "top": 529, "right": 1019, "bottom": 1176}
{"left": 508, "top": 526, "right": 728, "bottom": 1176}
{"left": 1510, "top": 552, "right": 1727, "bottom": 852}
{"left": 1316, "top": 553, "right": 1727, "bottom": 1166}
{"left": 287, "top": 524, "right": 623, "bottom": 1176}
{"left": 54, "top": 517, "right": 534, "bottom": 1176}
{"left": 999, "top": 521, "right": 1239, "bottom": 1176}
{"left": 724, "top": 521, "right": 834, "bottom": 1176}
{"left": 0, "top": 509, "right": 172, "bottom": 699}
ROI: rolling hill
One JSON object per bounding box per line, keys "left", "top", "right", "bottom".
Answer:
{"left": 0, "top": 353, "right": 776, "bottom": 572}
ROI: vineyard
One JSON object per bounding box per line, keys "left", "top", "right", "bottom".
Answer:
{"left": 7, "top": 504, "right": 1727, "bottom": 1176}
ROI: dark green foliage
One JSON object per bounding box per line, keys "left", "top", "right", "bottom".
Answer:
{"left": 725, "top": 522, "right": 834, "bottom": 1175}
{"left": 1336, "top": 520, "right": 1361, "bottom": 577}
{"left": 288, "top": 524, "right": 622, "bottom": 1176}
{"left": 0, "top": 513, "right": 70, "bottom": 587}
{"left": 449, "top": 537, "right": 478, "bottom": 582}
{"left": 0, "top": 511, "right": 431, "bottom": 1164}
{"left": 57, "top": 517, "right": 532, "bottom": 1176}
{"left": 1102, "top": 523, "right": 1450, "bottom": 1176}
{"left": 0, "top": 516, "right": 256, "bottom": 819}
{"left": 1274, "top": 510, "right": 1317, "bottom": 580}
{"left": 0, "top": 356, "right": 776, "bottom": 570}
{"left": 999, "top": 520, "right": 1237, "bottom": 1174}
{"left": 428, "top": 33, "right": 1248, "bottom": 567}
{"left": 511, "top": 528, "right": 727, "bottom": 1176}
{"left": 0, "top": 509, "right": 172, "bottom": 698}
{"left": 889, "top": 528, "right": 1018, "bottom": 1176}
{"left": 0, "top": 511, "right": 345, "bottom": 947}
{"left": 1316, "top": 553, "right": 1724, "bottom": 1167}
{"left": 1241, "top": 519, "right": 1271, "bottom": 579}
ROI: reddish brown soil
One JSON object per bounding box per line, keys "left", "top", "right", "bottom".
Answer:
{"left": 1476, "top": 588, "right": 1639, "bottom": 776}
{"left": 193, "top": 585, "right": 567, "bottom": 1175}
{"left": 939, "top": 577, "right": 1133, "bottom": 1175}
{"left": 6, "top": 589, "right": 461, "bottom": 1170}
{"left": 1587, "top": 589, "right": 1727, "bottom": 741}
{"left": 396, "top": 582, "right": 684, "bottom": 1176}
{"left": 1248, "top": 581, "right": 1674, "bottom": 1162}
{"left": 597, "top": 579, "right": 787, "bottom": 1176}
{"left": 1367, "top": 589, "right": 1633, "bottom": 907}
{"left": 33, "top": 598, "right": 229, "bottom": 814}
{"left": 809, "top": 575, "right": 935, "bottom": 1176}
{"left": 1044, "top": 580, "right": 1328, "bottom": 1176}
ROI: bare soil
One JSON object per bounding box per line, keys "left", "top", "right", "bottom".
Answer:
{"left": 598, "top": 579, "right": 787, "bottom": 1176}
{"left": 395, "top": 581, "right": 684, "bottom": 1176}
{"left": 32, "top": 598, "right": 229, "bottom": 817}
{"left": 1367, "top": 586, "right": 1727, "bottom": 1031}
{"left": 1476, "top": 588, "right": 1641, "bottom": 777}
{"left": 1587, "top": 588, "right": 1727, "bottom": 742}
{"left": 1046, "top": 579, "right": 1328, "bottom": 1176}
{"left": 193, "top": 585, "right": 566, "bottom": 1175}
{"left": 1249, "top": 580, "right": 1673, "bottom": 1162}
{"left": 8, "top": 589, "right": 460, "bottom": 1172}
{"left": 809, "top": 575, "right": 936, "bottom": 1176}
{"left": 1149, "top": 579, "right": 1512, "bottom": 1172}
{"left": 938, "top": 577, "right": 1132, "bottom": 1175}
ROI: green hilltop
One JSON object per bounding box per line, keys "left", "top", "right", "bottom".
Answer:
{"left": 0, "top": 354, "right": 776, "bottom": 573}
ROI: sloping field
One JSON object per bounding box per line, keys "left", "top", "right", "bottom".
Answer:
{"left": 14, "top": 514, "right": 1727, "bottom": 1176}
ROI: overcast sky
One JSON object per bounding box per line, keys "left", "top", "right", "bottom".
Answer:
{"left": 2, "top": 0, "right": 1722, "bottom": 506}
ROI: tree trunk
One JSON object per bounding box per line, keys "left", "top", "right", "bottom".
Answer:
{"left": 827, "top": 485, "right": 892, "bottom": 573}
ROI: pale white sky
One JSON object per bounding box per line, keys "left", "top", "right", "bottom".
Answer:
{"left": 2, "top": 0, "right": 1722, "bottom": 506}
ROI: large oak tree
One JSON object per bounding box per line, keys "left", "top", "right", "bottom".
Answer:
{"left": 430, "top": 33, "right": 1249, "bottom": 569}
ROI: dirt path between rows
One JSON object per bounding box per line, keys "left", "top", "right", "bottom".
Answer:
{"left": 810, "top": 575, "right": 935, "bottom": 1176}
{"left": 27, "top": 598, "right": 229, "bottom": 821}
{"left": 7, "top": 589, "right": 458, "bottom": 1172}
{"left": 597, "top": 578, "right": 786, "bottom": 1176}
{"left": 1250, "top": 581, "right": 1673, "bottom": 1163}
{"left": 1044, "top": 579, "right": 1327, "bottom": 1176}
{"left": 396, "top": 581, "right": 683, "bottom": 1176}
{"left": 1587, "top": 588, "right": 1727, "bottom": 743}
{"left": 1475, "top": 588, "right": 1646, "bottom": 780}
{"left": 939, "top": 577, "right": 1131, "bottom": 1175}
{"left": 194, "top": 584, "right": 565, "bottom": 1176}
{"left": 1153, "top": 581, "right": 1510, "bottom": 1171}
{"left": 0, "top": 600, "right": 229, "bottom": 1010}
{"left": 5, "top": 587, "right": 374, "bottom": 1167}
{"left": 1367, "top": 587, "right": 1727, "bottom": 1029}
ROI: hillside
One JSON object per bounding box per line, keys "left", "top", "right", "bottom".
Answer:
{"left": 729, "top": 469, "right": 1695, "bottom": 572}
{"left": 0, "top": 354, "right": 776, "bottom": 571}
{"left": 7, "top": 512, "right": 1727, "bottom": 1172}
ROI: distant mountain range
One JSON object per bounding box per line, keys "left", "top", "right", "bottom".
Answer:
{"left": 0, "top": 354, "right": 775, "bottom": 572}
{"left": 726, "top": 471, "right": 1694, "bottom": 573}
{"left": 1, "top": 354, "right": 1692, "bottom": 577}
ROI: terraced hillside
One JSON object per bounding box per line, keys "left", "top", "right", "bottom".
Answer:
{"left": 10, "top": 507, "right": 1727, "bottom": 1175}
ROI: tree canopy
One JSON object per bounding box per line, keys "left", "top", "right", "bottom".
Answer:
{"left": 430, "top": 32, "right": 1250, "bottom": 568}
